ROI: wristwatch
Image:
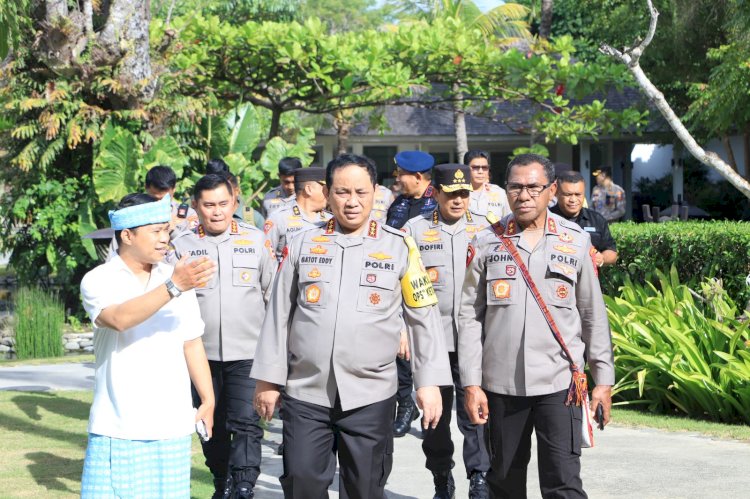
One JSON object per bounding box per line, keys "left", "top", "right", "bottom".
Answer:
{"left": 165, "top": 278, "right": 182, "bottom": 298}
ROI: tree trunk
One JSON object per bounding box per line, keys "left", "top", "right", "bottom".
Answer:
{"left": 334, "top": 111, "right": 351, "bottom": 156}
{"left": 722, "top": 136, "right": 737, "bottom": 170}
{"left": 453, "top": 83, "right": 468, "bottom": 164}
{"left": 600, "top": 0, "right": 750, "bottom": 199}
{"left": 540, "top": 0, "right": 554, "bottom": 40}
{"left": 743, "top": 128, "right": 750, "bottom": 179}
{"left": 268, "top": 108, "right": 282, "bottom": 139}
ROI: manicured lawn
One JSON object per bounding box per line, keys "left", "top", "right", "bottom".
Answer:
{"left": 612, "top": 406, "right": 750, "bottom": 442}
{"left": 0, "top": 390, "right": 213, "bottom": 498}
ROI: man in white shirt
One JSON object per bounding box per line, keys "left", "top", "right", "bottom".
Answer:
{"left": 80, "top": 192, "right": 217, "bottom": 498}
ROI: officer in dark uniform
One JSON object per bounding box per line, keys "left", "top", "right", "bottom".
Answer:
{"left": 403, "top": 164, "right": 492, "bottom": 499}
{"left": 550, "top": 170, "right": 618, "bottom": 268}
{"left": 172, "top": 174, "right": 277, "bottom": 499}
{"left": 385, "top": 150, "right": 437, "bottom": 437}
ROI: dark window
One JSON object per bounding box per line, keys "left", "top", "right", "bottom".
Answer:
{"left": 363, "top": 146, "right": 398, "bottom": 185}
{"left": 431, "top": 152, "right": 451, "bottom": 165}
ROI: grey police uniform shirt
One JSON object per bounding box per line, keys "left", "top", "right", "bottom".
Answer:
{"left": 251, "top": 218, "right": 453, "bottom": 411}
{"left": 262, "top": 186, "right": 296, "bottom": 217}
{"left": 403, "top": 209, "right": 490, "bottom": 352}
{"left": 172, "top": 219, "right": 277, "bottom": 362}
{"left": 370, "top": 184, "right": 395, "bottom": 223}
{"left": 469, "top": 183, "right": 510, "bottom": 221}
{"left": 264, "top": 202, "right": 332, "bottom": 261}
{"left": 458, "top": 211, "right": 615, "bottom": 396}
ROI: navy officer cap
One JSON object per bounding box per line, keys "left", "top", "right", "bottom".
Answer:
{"left": 394, "top": 151, "right": 435, "bottom": 173}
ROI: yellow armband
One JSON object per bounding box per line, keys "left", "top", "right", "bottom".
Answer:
{"left": 401, "top": 236, "right": 438, "bottom": 308}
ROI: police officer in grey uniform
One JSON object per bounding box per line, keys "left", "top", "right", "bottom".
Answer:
{"left": 252, "top": 154, "right": 452, "bottom": 499}
{"left": 264, "top": 167, "right": 331, "bottom": 261}
{"left": 403, "top": 164, "right": 492, "bottom": 499}
{"left": 262, "top": 157, "right": 300, "bottom": 217}
{"left": 465, "top": 150, "right": 510, "bottom": 222}
{"left": 458, "top": 154, "right": 614, "bottom": 499}
{"left": 172, "top": 174, "right": 277, "bottom": 499}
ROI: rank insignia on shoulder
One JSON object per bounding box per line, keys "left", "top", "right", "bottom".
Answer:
{"left": 553, "top": 244, "right": 576, "bottom": 254}
{"left": 308, "top": 267, "right": 321, "bottom": 279}
{"left": 556, "top": 284, "right": 569, "bottom": 299}
{"left": 368, "top": 252, "right": 392, "bottom": 260}
{"left": 306, "top": 284, "right": 321, "bottom": 303}
{"left": 368, "top": 220, "right": 378, "bottom": 238}
{"left": 547, "top": 218, "right": 558, "bottom": 234}
{"left": 312, "top": 235, "right": 330, "bottom": 243}
{"left": 310, "top": 245, "right": 328, "bottom": 255}
{"left": 492, "top": 280, "right": 511, "bottom": 299}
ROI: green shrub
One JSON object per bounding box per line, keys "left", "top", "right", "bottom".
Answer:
{"left": 606, "top": 269, "right": 750, "bottom": 424}
{"left": 604, "top": 221, "right": 750, "bottom": 305}
{"left": 13, "top": 287, "right": 65, "bottom": 359}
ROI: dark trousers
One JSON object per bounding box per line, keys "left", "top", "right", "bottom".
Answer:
{"left": 280, "top": 393, "right": 395, "bottom": 499}
{"left": 396, "top": 356, "right": 413, "bottom": 401}
{"left": 422, "top": 352, "right": 491, "bottom": 478}
{"left": 192, "top": 359, "right": 263, "bottom": 486}
{"left": 484, "top": 389, "right": 586, "bottom": 499}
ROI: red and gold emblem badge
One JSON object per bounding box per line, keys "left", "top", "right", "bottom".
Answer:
{"left": 369, "top": 292, "right": 381, "bottom": 305}
{"left": 466, "top": 244, "right": 476, "bottom": 267}
{"left": 547, "top": 218, "right": 558, "bottom": 234}
{"left": 240, "top": 271, "right": 252, "bottom": 282}
{"left": 366, "top": 273, "right": 377, "bottom": 283}
{"left": 492, "top": 280, "right": 511, "bottom": 299}
{"left": 505, "top": 265, "right": 516, "bottom": 277}
{"left": 556, "top": 284, "right": 569, "bottom": 299}
{"left": 427, "top": 267, "right": 439, "bottom": 283}
{"left": 558, "top": 232, "right": 573, "bottom": 243}
{"left": 263, "top": 220, "right": 273, "bottom": 234}
{"left": 306, "top": 284, "right": 321, "bottom": 304}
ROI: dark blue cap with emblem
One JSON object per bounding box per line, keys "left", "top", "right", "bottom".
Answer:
{"left": 394, "top": 151, "right": 435, "bottom": 173}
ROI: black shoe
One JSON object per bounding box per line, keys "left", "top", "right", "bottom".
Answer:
{"left": 234, "top": 482, "right": 254, "bottom": 499}
{"left": 276, "top": 441, "right": 284, "bottom": 455}
{"left": 218, "top": 476, "right": 234, "bottom": 499}
{"left": 468, "top": 471, "right": 489, "bottom": 499}
{"left": 432, "top": 471, "right": 456, "bottom": 499}
{"left": 393, "top": 397, "right": 420, "bottom": 437}
{"left": 211, "top": 477, "right": 228, "bottom": 499}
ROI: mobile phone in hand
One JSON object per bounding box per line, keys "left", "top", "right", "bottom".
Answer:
{"left": 196, "top": 419, "right": 210, "bottom": 442}
{"left": 595, "top": 403, "right": 604, "bottom": 431}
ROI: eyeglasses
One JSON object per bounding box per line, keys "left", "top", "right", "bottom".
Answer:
{"left": 506, "top": 183, "right": 552, "bottom": 198}
{"left": 470, "top": 165, "right": 490, "bottom": 171}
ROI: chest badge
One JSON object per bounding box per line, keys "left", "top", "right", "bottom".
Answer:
{"left": 312, "top": 235, "right": 330, "bottom": 243}
{"left": 368, "top": 252, "right": 391, "bottom": 260}
{"left": 306, "top": 284, "right": 321, "bottom": 304}
{"left": 553, "top": 263, "right": 575, "bottom": 276}
{"left": 553, "top": 244, "right": 576, "bottom": 254}
{"left": 310, "top": 245, "right": 328, "bottom": 255}
{"left": 427, "top": 267, "right": 439, "bottom": 283}
{"left": 239, "top": 271, "right": 252, "bottom": 283}
{"left": 558, "top": 232, "right": 573, "bottom": 243}
{"left": 308, "top": 267, "right": 321, "bottom": 279}
{"left": 492, "top": 280, "right": 511, "bottom": 299}
{"left": 505, "top": 265, "right": 516, "bottom": 277}
{"left": 556, "top": 284, "right": 570, "bottom": 299}
{"left": 369, "top": 292, "right": 381, "bottom": 305}
{"left": 366, "top": 273, "right": 377, "bottom": 283}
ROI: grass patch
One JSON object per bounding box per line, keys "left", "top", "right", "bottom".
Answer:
{"left": 612, "top": 406, "right": 750, "bottom": 441}
{"left": 0, "top": 355, "right": 96, "bottom": 368}
{"left": 0, "top": 390, "right": 213, "bottom": 498}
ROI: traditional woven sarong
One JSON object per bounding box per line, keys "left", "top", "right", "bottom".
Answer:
{"left": 81, "top": 433, "right": 191, "bottom": 498}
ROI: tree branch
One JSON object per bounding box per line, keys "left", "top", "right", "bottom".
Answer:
{"left": 600, "top": 0, "right": 750, "bottom": 198}
{"left": 82, "top": 0, "right": 94, "bottom": 37}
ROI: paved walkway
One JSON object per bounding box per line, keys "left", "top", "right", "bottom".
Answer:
{"left": 2, "top": 362, "right": 749, "bottom": 498}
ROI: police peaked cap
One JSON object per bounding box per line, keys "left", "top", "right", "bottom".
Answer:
{"left": 394, "top": 151, "right": 435, "bottom": 173}
{"left": 434, "top": 163, "right": 471, "bottom": 192}
{"left": 293, "top": 167, "right": 326, "bottom": 183}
